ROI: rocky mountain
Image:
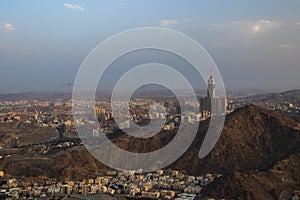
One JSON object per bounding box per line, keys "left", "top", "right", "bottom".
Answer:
{"left": 1, "top": 146, "right": 109, "bottom": 183}
{"left": 172, "top": 104, "right": 300, "bottom": 175}
{"left": 201, "top": 152, "right": 300, "bottom": 199}
{"left": 0, "top": 122, "right": 57, "bottom": 147}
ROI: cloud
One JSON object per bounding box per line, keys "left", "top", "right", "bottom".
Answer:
{"left": 211, "top": 20, "right": 281, "bottom": 34}
{"left": 160, "top": 20, "right": 179, "bottom": 27}
{"left": 276, "top": 43, "right": 297, "bottom": 48}
{"left": 160, "top": 18, "right": 200, "bottom": 27}
{"left": 0, "top": 23, "right": 15, "bottom": 32}
{"left": 64, "top": 3, "right": 85, "bottom": 10}
{"left": 181, "top": 18, "right": 200, "bottom": 23}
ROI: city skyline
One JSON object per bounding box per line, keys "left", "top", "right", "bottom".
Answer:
{"left": 1, "top": 1, "right": 300, "bottom": 93}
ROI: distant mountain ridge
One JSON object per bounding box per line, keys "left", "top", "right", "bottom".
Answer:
{"left": 246, "top": 89, "right": 300, "bottom": 103}
{"left": 0, "top": 92, "right": 72, "bottom": 101}
{"left": 1, "top": 89, "right": 299, "bottom": 101}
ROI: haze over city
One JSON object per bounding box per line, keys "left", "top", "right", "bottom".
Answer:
{"left": 1, "top": 0, "right": 300, "bottom": 93}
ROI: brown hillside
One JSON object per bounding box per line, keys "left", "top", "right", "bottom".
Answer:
{"left": 200, "top": 152, "right": 300, "bottom": 200}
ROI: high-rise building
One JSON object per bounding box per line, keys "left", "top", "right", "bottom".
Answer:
{"left": 82, "top": 185, "right": 89, "bottom": 196}
{"left": 200, "top": 70, "right": 226, "bottom": 115}
{"left": 92, "top": 128, "right": 100, "bottom": 137}
{"left": 94, "top": 107, "right": 106, "bottom": 121}
{"left": 207, "top": 69, "right": 216, "bottom": 99}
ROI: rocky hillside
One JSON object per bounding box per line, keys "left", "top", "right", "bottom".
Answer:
{"left": 172, "top": 104, "right": 300, "bottom": 175}
{"left": 1, "top": 146, "right": 109, "bottom": 183}
{"left": 0, "top": 122, "right": 57, "bottom": 147}
{"left": 201, "top": 152, "right": 300, "bottom": 199}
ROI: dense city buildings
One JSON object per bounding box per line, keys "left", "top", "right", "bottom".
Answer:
{"left": 0, "top": 168, "right": 217, "bottom": 199}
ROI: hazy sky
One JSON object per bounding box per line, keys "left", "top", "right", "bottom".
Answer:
{"left": 0, "top": 0, "right": 300, "bottom": 93}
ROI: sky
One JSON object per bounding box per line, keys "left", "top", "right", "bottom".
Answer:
{"left": 0, "top": 0, "right": 300, "bottom": 93}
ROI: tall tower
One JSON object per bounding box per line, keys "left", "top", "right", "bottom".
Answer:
{"left": 207, "top": 69, "right": 216, "bottom": 99}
